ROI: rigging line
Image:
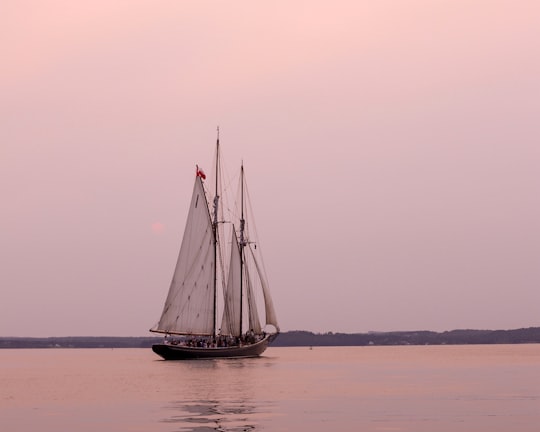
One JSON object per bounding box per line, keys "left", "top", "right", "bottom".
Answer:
{"left": 206, "top": 138, "right": 238, "bottom": 222}
{"left": 243, "top": 178, "right": 270, "bottom": 283}
{"left": 219, "top": 171, "right": 240, "bottom": 222}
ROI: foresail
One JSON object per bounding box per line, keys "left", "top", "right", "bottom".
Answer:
{"left": 220, "top": 229, "right": 242, "bottom": 336}
{"left": 153, "top": 177, "right": 215, "bottom": 335}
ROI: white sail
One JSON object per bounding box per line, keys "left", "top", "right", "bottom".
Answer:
{"left": 248, "top": 245, "right": 280, "bottom": 331}
{"left": 220, "top": 229, "right": 242, "bottom": 336}
{"left": 153, "top": 176, "right": 215, "bottom": 335}
{"left": 244, "top": 264, "right": 262, "bottom": 334}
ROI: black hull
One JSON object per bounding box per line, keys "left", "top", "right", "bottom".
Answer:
{"left": 152, "top": 335, "right": 276, "bottom": 360}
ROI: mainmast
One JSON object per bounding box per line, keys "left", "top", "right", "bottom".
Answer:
{"left": 239, "top": 163, "right": 245, "bottom": 335}
{"left": 212, "top": 128, "right": 220, "bottom": 338}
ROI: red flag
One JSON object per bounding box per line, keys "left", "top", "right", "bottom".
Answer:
{"left": 196, "top": 165, "right": 206, "bottom": 180}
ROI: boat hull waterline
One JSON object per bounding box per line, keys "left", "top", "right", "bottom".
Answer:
{"left": 152, "top": 334, "right": 276, "bottom": 360}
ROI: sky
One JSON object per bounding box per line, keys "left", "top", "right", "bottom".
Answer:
{"left": 1, "top": 1, "right": 539, "bottom": 337}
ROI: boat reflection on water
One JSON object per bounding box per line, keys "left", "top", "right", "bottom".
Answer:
{"left": 160, "top": 357, "right": 277, "bottom": 431}
{"left": 163, "top": 399, "right": 263, "bottom": 431}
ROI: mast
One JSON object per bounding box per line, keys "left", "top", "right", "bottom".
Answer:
{"left": 239, "top": 163, "right": 245, "bottom": 335}
{"left": 212, "top": 128, "right": 220, "bottom": 338}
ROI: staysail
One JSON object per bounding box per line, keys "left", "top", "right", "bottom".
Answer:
{"left": 244, "top": 263, "right": 262, "bottom": 334}
{"left": 152, "top": 176, "right": 215, "bottom": 335}
{"left": 220, "top": 228, "right": 242, "bottom": 336}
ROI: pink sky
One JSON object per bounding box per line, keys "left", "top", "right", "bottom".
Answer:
{"left": 1, "top": 1, "right": 539, "bottom": 336}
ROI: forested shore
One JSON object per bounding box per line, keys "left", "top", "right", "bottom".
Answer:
{"left": 2, "top": 327, "right": 540, "bottom": 348}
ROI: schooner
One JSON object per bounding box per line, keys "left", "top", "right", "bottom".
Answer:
{"left": 150, "top": 134, "right": 279, "bottom": 359}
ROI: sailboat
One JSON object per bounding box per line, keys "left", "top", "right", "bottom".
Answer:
{"left": 150, "top": 135, "right": 279, "bottom": 360}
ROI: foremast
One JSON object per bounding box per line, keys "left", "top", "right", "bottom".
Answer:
{"left": 212, "top": 129, "right": 220, "bottom": 338}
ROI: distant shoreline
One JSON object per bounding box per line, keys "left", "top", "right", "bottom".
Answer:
{"left": 2, "top": 327, "right": 540, "bottom": 348}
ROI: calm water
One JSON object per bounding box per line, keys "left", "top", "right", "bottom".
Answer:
{"left": 1, "top": 345, "right": 539, "bottom": 431}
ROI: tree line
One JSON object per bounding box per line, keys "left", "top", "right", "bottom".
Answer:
{"left": 2, "top": 327, "right": 540, "bottom": 349}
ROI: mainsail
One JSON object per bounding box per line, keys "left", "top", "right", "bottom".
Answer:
{"left": 248, "top": 245, "right": 280, "bottom": 331}
{"left": 152, "top": 176, "right": 215, "bottom": 335}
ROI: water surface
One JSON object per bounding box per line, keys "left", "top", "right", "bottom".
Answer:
{"left": 1, "top": 345, "right": 539, "bottom": 431}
